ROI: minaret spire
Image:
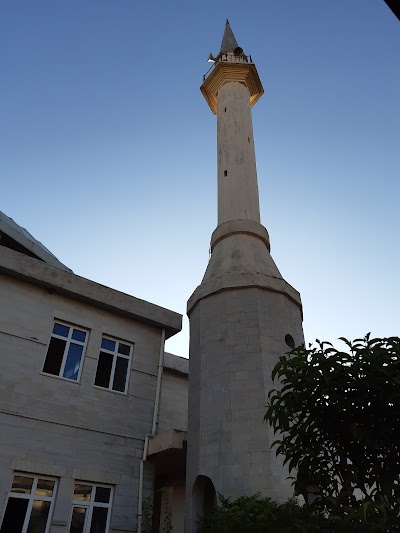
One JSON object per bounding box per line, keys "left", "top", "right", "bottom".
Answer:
{"left": 219, "top": 19, "right": 239, "bottom": 54}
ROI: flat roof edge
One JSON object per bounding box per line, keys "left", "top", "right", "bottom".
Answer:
{"left": 163, "top": 352, "right": 189, "bottom": 374}
{"left": 0, "top": 246, "right": 182, "bottom": 338}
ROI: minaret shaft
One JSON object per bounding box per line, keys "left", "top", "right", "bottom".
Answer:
{"left": 217, "top": 82, "right": 260, "bottom": 224}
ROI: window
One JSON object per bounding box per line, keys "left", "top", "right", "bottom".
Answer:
{"left": 0, "top": 473, "right": 57, "bottom": 533}
{"left": 94, "top": 337, "right": 133, "bottom": 394}
{"left": 42, "top": 321, "right": 88, "bottom": 381}
{"left": 69, "top": 482, "right": 113, "bottom": 533}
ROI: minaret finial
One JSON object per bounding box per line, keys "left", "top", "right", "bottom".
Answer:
{"left": 220, "top": 19, "right": 239, "bottom": 54}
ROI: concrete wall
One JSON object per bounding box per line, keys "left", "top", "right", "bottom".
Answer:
{"left": 217, "top": 81, "right": 260, "bottom": 224}
{"left": 185, "top": 287, "right": 304, "bottom": 531}
{"left": 159, "top": 486, "right": 185, "bottom": 533}
{"left": 158, "top": 356, "right": 188, "bottom": 434}
{"left": 0, "top": 272, "right": 168, "bottom": 532}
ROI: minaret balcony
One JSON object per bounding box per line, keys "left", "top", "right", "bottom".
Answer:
{"left": 203, "top": 52, "right": 251, "bottom": 80}
{"left": 201, "top": 54, "right": 264, "bottom": 115}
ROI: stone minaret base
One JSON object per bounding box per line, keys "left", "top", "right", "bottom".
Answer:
{"left": 185, "top": 228, "right": 304, "bottom": 531}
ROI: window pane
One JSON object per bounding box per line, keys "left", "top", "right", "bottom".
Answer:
{"left": 69, "top": 507, "right": 86, "bottom": 533}
{"left": 94, "top": 352, "right": 113, "bottom": 389}
{"left": 53, "top": 323, "right": 70, "bottom": 337}
{"left": 0, "top": 497, "right": 29, "bottom": 533}
{"left": 73, "top": 484, "right": 92, "bottom": 502}
{"left": 63, "top": 343, "right": 83, "bottom": 380}
{"left": 118, "top": 343, "right": 130, "bottom": 356}
{"left": 101, "top": 338, "right": 116, "bottom": 351}
{"left": 90, "top": 507, "right": 108, "bottom": 533}
{"left": 11, "top": 475, "right": 33, "bottom": 494}
{"left": 72, "top": 329, "right": 86, "bottom": 343}
{"left": 36, "top": 479, "right": 55, "bottom": 497}
{"left": 94, "top": 487, "right": 111, "bottom": 503}
{"left": 43, "top": 337, "right": 66, "bottom": 376}
{"left": 112, "top": 356, "right": 128, "bottom": 392}
{"left": 26, "top": 500, "right": 51, "bottom": 533}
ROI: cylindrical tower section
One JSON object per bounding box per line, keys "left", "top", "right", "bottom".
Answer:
{"left": 217, "top": 81, "right": 260, "bottom": 224}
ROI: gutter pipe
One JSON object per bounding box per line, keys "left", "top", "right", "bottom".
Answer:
{"left": 137, "top": 328, "right": 166, "bottom": 533}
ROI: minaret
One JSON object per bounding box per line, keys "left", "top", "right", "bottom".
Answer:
{"left": 185, "top": 21, "right": 304, "bottom": 531}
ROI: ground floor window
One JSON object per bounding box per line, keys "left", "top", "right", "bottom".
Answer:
{"left": 69, "top": 482, "right": 113, "bottom": 533}
{"left": 0, "top": 473, "right": 57, "bottom": 533}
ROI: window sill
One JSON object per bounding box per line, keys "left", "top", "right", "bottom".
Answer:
{"left": 40, "top": 372, "right": 81, "bottom": 384}
{"left": 93, "top": 385, "right": 128, "bottom": 397}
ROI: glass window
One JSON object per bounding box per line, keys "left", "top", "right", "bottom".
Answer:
{"left": 0, "top": 473, "right": 57, "bottom": 533}
{"left": 72, "top": 329, "right": 86, "bottom": 342}
{"left": 94, "top": 488, "right": 110, "bottom": 504}
{"left": 70, "top": 483, "right": 113, "bottom": 533}
{"left": 53, "top": 323, "right": 70, "bottom": 337}
{"left": 73, "top": 484, "right": 92, "bottom": 502}
{"left": 70, "top": 507, "right": 86, "bottom": 533}
{"left": 94, "top": 337, "right": 133, "bottom": 394}
{"left": 112, "top": 357, "right": 128, "bottom": 393}
{"left": 35, "top": 480, "right": 55, "bottom": 498}
{"left": 12, "top": 476, "right": 33, "bottom": 495}
{"left": 94, "top": 352, "right": 113, "bottom": 389}
{"left": 89, "top": 507, "right": 108, "bottom": 533}
{"left": 26, "top": 500, "right": 51, "bottom": 533}
{"left": 42, "top": 321, "right": 88, "bottom": 382}
{"left": 101, "top": 338, "right": 115, "bottom": 351}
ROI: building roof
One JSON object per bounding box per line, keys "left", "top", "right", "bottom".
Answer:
{"left": 0, "top": 210, "right": 72, "bottom": 272}
{"left": 0, "top": 245, "right": 182, "bottom": 339}
{"left": 219, "top": 19, "right": 239, "bottom": 54}
{"left": 163, "top": 352, "right": 189, "bottom": 375}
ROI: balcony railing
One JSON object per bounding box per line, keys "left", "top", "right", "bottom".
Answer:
{"left": 203, "top": 53, "right": 254, "bottom": 81}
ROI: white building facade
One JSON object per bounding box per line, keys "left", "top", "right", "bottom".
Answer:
{"left": 0, "top": 212, "right": 183, "bottom": 533}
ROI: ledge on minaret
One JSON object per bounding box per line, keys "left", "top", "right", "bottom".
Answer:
{"left": 201, "top": 62, "right": 264, "bottom": 115}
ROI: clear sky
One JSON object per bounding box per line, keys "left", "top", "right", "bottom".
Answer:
{"left": 1, "top": 1, "right": 399, "bottom": 357}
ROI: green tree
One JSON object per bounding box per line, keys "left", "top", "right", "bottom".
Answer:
{"left": 265, "top": 335, "right": 400, "bottom": 530}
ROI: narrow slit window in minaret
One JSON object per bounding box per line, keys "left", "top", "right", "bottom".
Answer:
{"left": 224, "top": 170, "right": 228, "bottom": 177}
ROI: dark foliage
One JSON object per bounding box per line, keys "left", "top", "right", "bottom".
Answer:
{"left": 196, "top": 493, "right": 328, "bottom": 533}
{"left": 265, "top": 335, "right": 400, "bottom": 530}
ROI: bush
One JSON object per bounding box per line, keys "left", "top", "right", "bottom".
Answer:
{"left": 197, "top": 493, "right": 328, "bottom": 532}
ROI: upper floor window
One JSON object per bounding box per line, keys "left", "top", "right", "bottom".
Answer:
{"left": 42, "top": 321, "right": 88, "bottom": 382}
{"left": 94, "top": 337, "right": 133, "bottom": 394}
{"left": 0, "top": 473, "right": 57, "bottom": 533}
{"left": 69, "top": 482, "right": 113, "bottom": 533}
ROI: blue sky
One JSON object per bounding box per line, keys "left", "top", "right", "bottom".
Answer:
{"left": 1, "top": 1, "right": 399, "bottom": 357}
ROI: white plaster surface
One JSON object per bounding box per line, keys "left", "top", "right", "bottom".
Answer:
{"left": 158, "top": 367, "right": 188, "bottom": 434}
{"left": 186, "top": 288, "right": 304, "bottom": 531}
{"left": 0, "top": 265, "right": 181, "bottom": 533}
{"left": 217, "top": 81, "right": 260, "bottom": 225}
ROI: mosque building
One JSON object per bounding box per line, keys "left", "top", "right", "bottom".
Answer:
{"left": 0, "top": 21, "right": 303, "bottom": 533}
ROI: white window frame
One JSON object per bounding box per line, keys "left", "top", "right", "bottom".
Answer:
{"left": 42, "top": 320, "right": 89, "bottom": 382}
{"left": 94, "top": 336, "right": 133, "bottom": 394}
{"left": 0, "top": 473, "right": 58, "bottom": 533}
{"left": 69, "top": 482, "right": 113, "bottom": 533}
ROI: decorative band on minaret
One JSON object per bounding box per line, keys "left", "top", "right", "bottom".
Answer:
{"left": 185, "top": 21, "right": 305, "bottom": 532}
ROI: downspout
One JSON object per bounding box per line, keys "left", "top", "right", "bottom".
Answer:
{"left": 137, "top": 328, "right": 166, "bottom": 533}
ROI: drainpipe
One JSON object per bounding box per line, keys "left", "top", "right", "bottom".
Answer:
{"left": 137, "top": 328, "right": 166, "bottom": 533}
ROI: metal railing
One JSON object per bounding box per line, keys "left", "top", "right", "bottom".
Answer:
{"left": 203, "top": 53, "right": 254, "bottom": 81}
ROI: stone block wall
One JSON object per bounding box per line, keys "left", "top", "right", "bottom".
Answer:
{"left": 0, "top": 273, "right": 164, "bottom": 532}
{"left": 185, "top": 287, "right": 304, "bottom": 531}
